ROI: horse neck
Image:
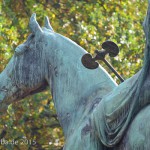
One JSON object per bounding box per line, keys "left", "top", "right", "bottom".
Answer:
{"left": 48, "top": 34, "right": 117, "bottom": 137}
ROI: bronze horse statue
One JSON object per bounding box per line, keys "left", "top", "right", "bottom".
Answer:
{"left": 1, "top": 2, "right": 150, "bottom": 149}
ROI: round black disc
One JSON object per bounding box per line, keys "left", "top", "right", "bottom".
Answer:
{"left": 81, "top": 54, "right": 99, "bottom": 69}
{"left": 102, "top": 41, "right": 119, "bottom": 57}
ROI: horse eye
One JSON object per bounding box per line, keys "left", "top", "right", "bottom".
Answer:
{"left": 15, "top": 44, "right": 29, "bottom": 55}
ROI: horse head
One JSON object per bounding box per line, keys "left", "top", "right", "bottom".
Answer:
{"left": 0, "top": 14, "right": 55, "bottom": 111}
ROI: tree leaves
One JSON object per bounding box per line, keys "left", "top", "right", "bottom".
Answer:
{"left": 0, "top": 0, "right": 148, "bottom": 149}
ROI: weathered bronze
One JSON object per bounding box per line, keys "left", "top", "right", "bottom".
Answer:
{"left": 1, "top": 1, "right": 150, "bottom": 150}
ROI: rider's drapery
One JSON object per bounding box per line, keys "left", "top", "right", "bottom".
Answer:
{"left": 92, "top": 1, "right": 150, "bottom": 146}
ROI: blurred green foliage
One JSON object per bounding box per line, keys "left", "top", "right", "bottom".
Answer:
{"left": 0, "top": 0, "right": 148, "bottom": 149}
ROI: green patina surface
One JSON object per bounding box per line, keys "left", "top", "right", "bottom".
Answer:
{"left": 0, "top": 1, "right": 150, "bottom": 150}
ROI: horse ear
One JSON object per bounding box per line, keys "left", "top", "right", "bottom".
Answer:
{"left": 44, "top": 16, "right": 54, "bottom": 31}
{"left": 29, "top": 13, "right": 42, "bottom": 35}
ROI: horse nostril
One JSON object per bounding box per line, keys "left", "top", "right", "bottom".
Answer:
{"left": 0, "top": 93, "right": 5, "bottom": 102}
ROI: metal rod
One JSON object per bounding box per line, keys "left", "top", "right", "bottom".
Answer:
{"left": 103, "top": 59, "right": 124, "bottom": 82}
